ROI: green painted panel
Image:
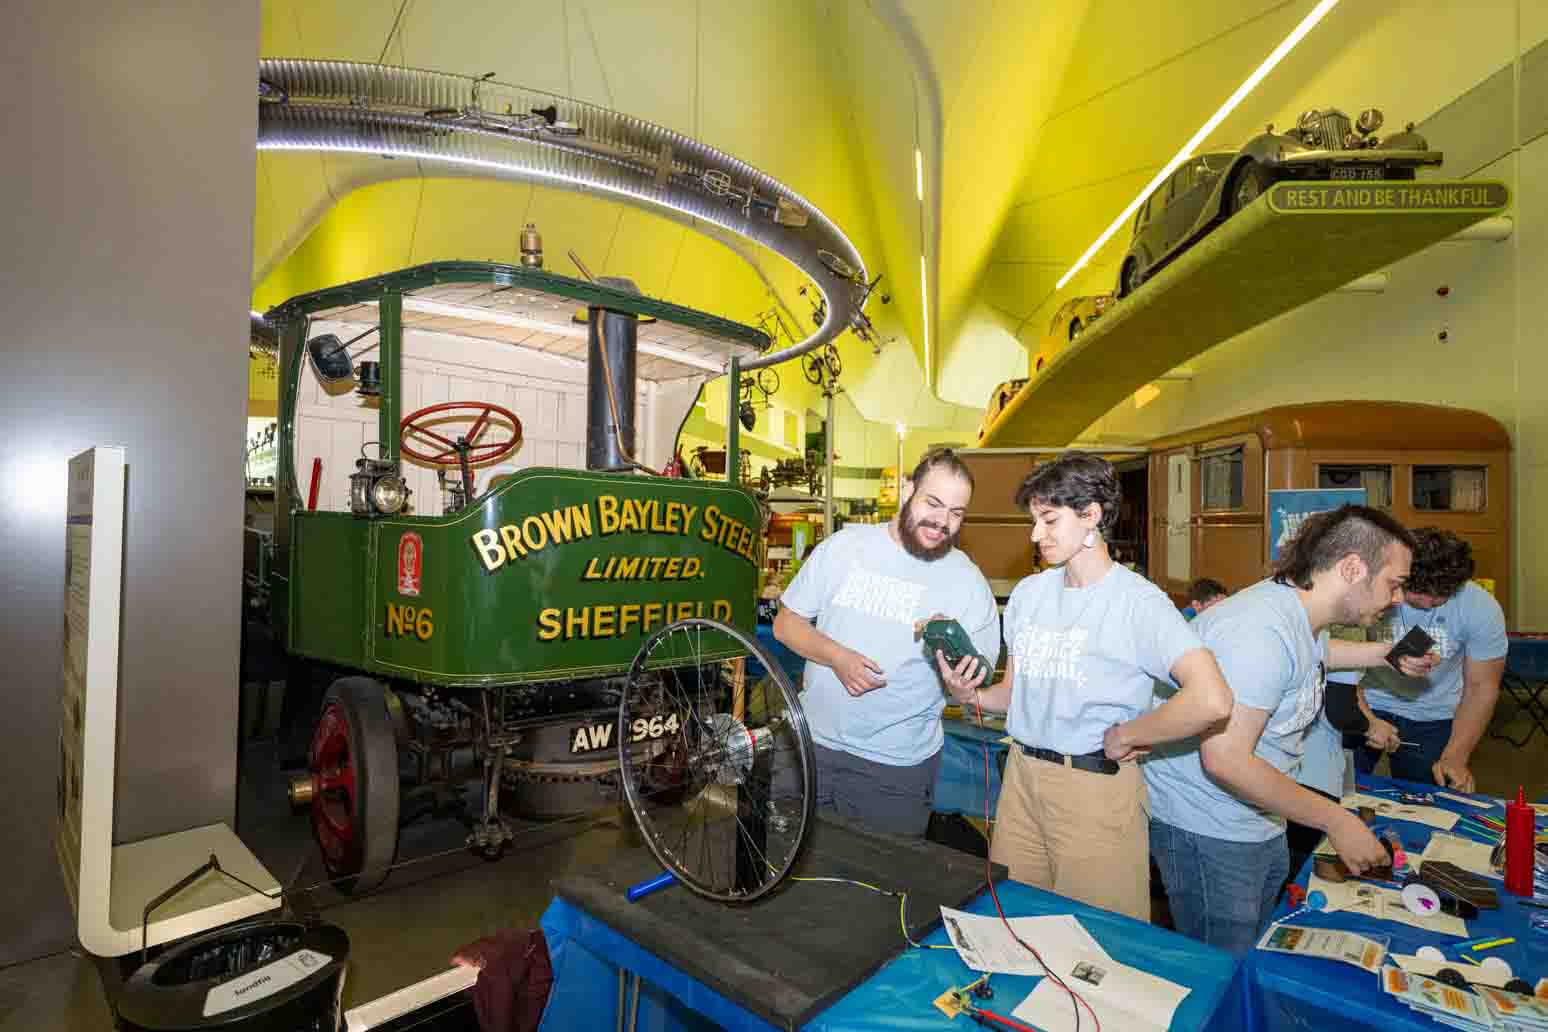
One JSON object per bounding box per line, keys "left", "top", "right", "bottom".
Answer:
{"left": 364, "top": 468, "right": 760, "bottom": 685}
{"left": 288, "top": 511, "right": 371, "bottom": 669}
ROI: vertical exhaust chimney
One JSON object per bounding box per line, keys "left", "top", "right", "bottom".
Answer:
{"left": 586, "top": 277, "right": 640, "bottom": 472}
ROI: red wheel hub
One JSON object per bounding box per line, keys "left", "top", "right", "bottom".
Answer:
{"left": 310, "top": 703, "right": 359, "bottom": 872}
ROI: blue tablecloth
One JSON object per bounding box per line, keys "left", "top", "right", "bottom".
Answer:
{"left": 935, "top": 718, "right": 1007, "bottom": 819}
{"left": 1245, "top": 774, "right": 1548, "bottom": 1031}
{"left": 540, "top": 879, "right": 1246, "bottom": 1031}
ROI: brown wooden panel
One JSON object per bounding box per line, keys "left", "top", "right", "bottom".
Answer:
{"left": 959, "top": 453, "right": 1044, "bottom": 517}
{"left": 1144, "top": 402, "right": 1511, "bottom": 455}
{"left": 1193, "top": 521, "right": 1268, "bottom": 594}
{"left": 958, "top": 522, "right": 1036, "bottom": 581}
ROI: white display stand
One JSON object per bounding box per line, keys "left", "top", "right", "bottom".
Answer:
{"left": 55, "top": 446, "right": 279, "bottom": 958}
{"left": 343, "top": 966, "right": 478, "bottom": 1030}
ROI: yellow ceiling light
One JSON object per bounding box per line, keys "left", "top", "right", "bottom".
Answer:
{"left": 920, "top": 254, "right": 930, "bottom": 384}
{"left": 915, "top": 149, "right": 924, "bottom": 202}
{"left": 1055, "top": 0, "right": 1341, "bottom": 291}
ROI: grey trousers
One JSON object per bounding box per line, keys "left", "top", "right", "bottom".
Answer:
{"left": 812, "top": 743, "right": 941, "bottom": 838}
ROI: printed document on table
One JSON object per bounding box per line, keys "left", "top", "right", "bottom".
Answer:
{"left": 938, "top": 909, "right": 1110, "bottom": 976}
{"left": 1012, "top": 952, "right": 1190, "bottom": 1032}
{"left": 1341, "top": 793, "right": 1460, "bottom": 831}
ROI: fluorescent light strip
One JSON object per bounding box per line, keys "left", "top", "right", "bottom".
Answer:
{"left": 920, "top": 254, "right": 930, "bottom": 384}
{"left": 378, "top": 297, "right": 728, "bottom": 374}
{"left": 1055, "top": 0, "right": 1339, "bottom": 290}
{"left": 915, "top": 149, "right": 924, "bottom": 201}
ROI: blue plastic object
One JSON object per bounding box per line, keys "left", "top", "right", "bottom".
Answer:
{"left": 627, "top": 870, "right": 677, "bottom": 902}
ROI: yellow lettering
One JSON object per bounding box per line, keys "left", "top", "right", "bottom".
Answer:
{"left": 472, "top": 529, "right": 506, "bottom": 571}
{"left": 680, "top": 504, "right": 699, "bottom": 536}
{"left": 386, "top": 603, "right": 406, "bottom": 636}
{"left": 617, "top": 555, "right": 641, "bottom": 579}
{"left": 664, "top": 557, "right": 682, "bottom": 579}
{"left": 620, "top": 499, "right": 641, "bottom": 533}
{"left": 700, "top": 505, "right": 720, "bottom": 542}
{"left": 415, "top": 607, "right": 434, "bottom": 640}
{"left": 713, "top": 600, "right": 732, "bottom": 621}
{"left": 620, "top": 604, "right": 642, "bottom": 636}
{"left": 594, "top": 605, "right": 616, "bottom": 638}
{"left": 541, "top": 506, "right": 575, "bottom": 544}
{"left": 644, "top": 602, "right": 664, "bottom": 630}
{"left": 582, "top": 556, "right": 605, "bottom": 580}
{"left": 565, "top": 607, "right": 590, "bottom": 640}
{"left": 682, "top": 557, "right": 701, "bottom": 579}
{"left": 570, "top": 503, "right": 594, "bottom": 539}
{"left": 537, "top": 608, "right": 562, "bottom": 641}
{"left": 500, "top": 523, "right": 526, "bottom": 560}
{"left": 521, "top": 515, "right": 549, "bottom": 551}
{"left": 599, "top": 495, "right": 620, "bottom": 534}
{"left": 649, "top": 500, "right": 669, "bottom": 533}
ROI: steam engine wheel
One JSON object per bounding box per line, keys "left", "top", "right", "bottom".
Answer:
{"left": 308, "top": 677, "right": 400, "bottom": 894}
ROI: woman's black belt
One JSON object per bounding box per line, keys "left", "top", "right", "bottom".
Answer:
{"left": 1019, "top": 743, "right": 1119, "bottom": 775}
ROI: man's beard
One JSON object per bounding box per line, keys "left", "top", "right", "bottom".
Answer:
{"left": 899, "top": 497, "right": 958, "bottom": 561}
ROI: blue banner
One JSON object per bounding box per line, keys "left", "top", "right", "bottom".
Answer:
{"left": 1268, "top": 489, "right": 1367, "bottom": 560}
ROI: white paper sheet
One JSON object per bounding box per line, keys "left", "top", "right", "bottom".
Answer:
{"left": 1341, "top": 793, "right": 1460, "bottom": 831}
{"left": 1012, "top": 951, "right": 1190, "bottom": 1032}
{"left": 1308, "top": 874, "right": 1469, "bottom": 936}
{"left": 1392, "top": 953, "right": 1514, "bottom": 989}
{"left": 1435, "top": 791, "right": 1495, "bottom": 810}
{"left": 1418, "top": 833, "right": 1502, "bottom": 880}
{"left": 938, "top": 909, "right": 1110, "bottom": 976}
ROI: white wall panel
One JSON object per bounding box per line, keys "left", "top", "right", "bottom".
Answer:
{"left": 293, "top": 321, "right": 660, "bottom": 514}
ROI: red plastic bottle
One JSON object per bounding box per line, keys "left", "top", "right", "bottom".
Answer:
{"left": 1504, "top": 786, "right": 1535, "bottom": 897}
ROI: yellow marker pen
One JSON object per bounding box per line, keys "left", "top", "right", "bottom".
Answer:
{"left": 1469, "top": 937, "right": 1515, "bottom": 951}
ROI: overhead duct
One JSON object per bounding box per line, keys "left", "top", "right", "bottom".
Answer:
{"left": 256, "top": 60, "right": 873, "bottom": 372}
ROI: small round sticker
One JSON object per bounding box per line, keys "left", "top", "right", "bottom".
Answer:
{"left": 1401, "top": 882, "right": 1441, "bottom": 917}
{"left": 1416, "top": 946, "right": 1445, "bottom": 962}
{"left": 1480, "top": 956, "right": 1513, "bottom": 978}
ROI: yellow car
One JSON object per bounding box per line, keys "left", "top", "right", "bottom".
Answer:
{"left": 975, "top": 377, "right": 1029, "bottom": 443}
{"left": 1049, "top": 294, "right": 1113, "bottom": 343}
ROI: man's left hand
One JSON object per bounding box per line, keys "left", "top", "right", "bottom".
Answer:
{"left": 1364, "top": 718, "right": 1400, "bottom": 753}
{"left": 1432, "top": 751, "right": 1475, "bottom": 793}
{"left": 1391, "top": 651, "right": 1440, "bottom": 678}
{"left": 1102, "top": 723, "right": 1149, "bottom": 763}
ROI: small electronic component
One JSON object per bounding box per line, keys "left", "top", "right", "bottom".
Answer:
{"left": 933, "top": 975, "right": 990, "bottom": 1019}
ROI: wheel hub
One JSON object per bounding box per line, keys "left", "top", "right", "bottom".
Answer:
{"left": 309, "top": 704, "right": 357, "bottom": 870}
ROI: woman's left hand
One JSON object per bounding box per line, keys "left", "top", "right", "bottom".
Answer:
{"left": 935, "top": 650, "right": 988, "bottom": 705}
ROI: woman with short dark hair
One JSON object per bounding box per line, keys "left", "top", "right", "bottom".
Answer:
{"left": 936, "top": 452, "right": 1232, "bottom": 920}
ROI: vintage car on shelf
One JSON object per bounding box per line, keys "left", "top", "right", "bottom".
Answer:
{"left": 1049, "top": 294, "right": 1113, "bottom": 342}
{"left": 1116, "top": 107, "right": 1443, "bottom": 297}
{"left": 975, "top": 377, "right": 1029, "bottom": 444}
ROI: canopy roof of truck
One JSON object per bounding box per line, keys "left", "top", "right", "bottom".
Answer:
{"left": 263, "top": 260, "right": 770, "bottom": 382}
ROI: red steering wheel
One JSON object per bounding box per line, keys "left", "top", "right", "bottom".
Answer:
{"left": 399, "top": 401, "right": 522, "bottom": 466}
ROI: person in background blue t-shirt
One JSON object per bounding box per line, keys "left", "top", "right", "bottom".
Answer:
{"left": 1354, "top": 528, "right": 1507, "bottom": 792}
{"left": 1144, "top": 505, "right": 1438, "bottom": 956}
{"left": 1181, "top": 578, "right": 1229, "bottom": 621}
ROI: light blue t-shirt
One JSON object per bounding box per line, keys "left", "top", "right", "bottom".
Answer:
{"left": 1361, "top": 582, "right": 1508, "bottom": 722}
{"left": 780, "top": 523, "right": 1000, "bottom": 765}
{"left": 1003, "top": 564, "right": 1202, "bottom": 756}
{"left": 1298, "top": 670, "right": 1359, "bottom": 799}
{"left": 1145, "top": 579, "right": 1329, "bottom": 843}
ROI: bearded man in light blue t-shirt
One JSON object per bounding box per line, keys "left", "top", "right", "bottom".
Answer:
{"left": 1145, "top": 505, "right": 1437, "bottom": 956}
{"left": 774, "top": 449, "right": 1000, "bottom": 837}
{"left": 1353, "top": 528, "right": 1507, "bottom": 792}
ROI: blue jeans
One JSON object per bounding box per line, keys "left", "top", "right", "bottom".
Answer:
{"left": 1151, "top": 818, "right": 1289, "bottom": 957}
{"left": 1354, "top": 711, "right": 1453, "bottom": 783}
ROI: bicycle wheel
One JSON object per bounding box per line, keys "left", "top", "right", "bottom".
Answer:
{"left": 824, "top": 348, "right": 842, "bottom": 380}
{"left": 803, "top": 353, "right": 824, "bottom": 385}
{"left": 618, "top": 619, "right": 816, "bottom": 903}
{"left": 756, "top": 367, "right": 780, "bottom": 398}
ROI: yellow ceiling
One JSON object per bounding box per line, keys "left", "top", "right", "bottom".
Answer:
{"left": 255, "top": 0, "right": 1528, "bottom": 432}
